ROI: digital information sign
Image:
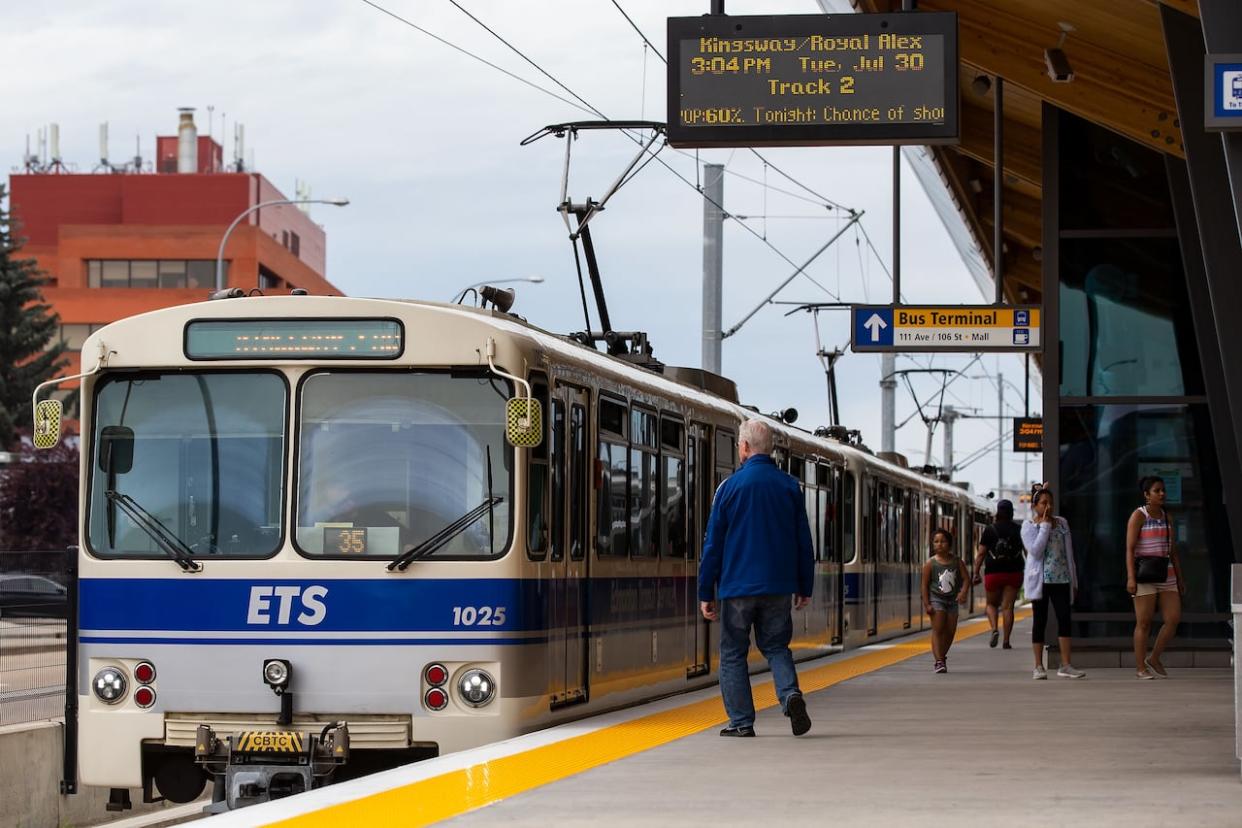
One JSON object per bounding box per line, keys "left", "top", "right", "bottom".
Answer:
{"left": 667, "top": 12, "right": 958, "bottom": 147}
{"left": 185, "top": 318, "right": 403, "bottom": 360}
{"left": 851, "top": 305, "right": 1041, "bottom": 353}
{"left": 1013, "top": 418, "right": 1043, "bottom": 453}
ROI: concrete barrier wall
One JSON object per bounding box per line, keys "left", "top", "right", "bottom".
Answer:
{"left": 0, "top": 719, "right": 178, "bottom": 828}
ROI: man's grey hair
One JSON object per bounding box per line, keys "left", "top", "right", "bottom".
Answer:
{"left": 739, "top": 418, "right": 773, "bottom": 454}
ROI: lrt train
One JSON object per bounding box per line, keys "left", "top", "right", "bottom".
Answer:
{"left": 44, "top": 294, "right": 993, "bottom": 811}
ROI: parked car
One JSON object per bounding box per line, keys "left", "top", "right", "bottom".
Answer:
{"left": 0, "top": 574, "right": 68, "bottom": 619}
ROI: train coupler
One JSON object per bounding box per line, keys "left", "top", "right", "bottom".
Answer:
{"left": 194, "top": 722, "right": 349, "bottom": 811}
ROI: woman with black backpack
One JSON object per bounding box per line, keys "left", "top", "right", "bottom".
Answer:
{"left": 1126, "top": 475, "right": 1184, "bottom": 679}
{"left": 971, "top": 499, "right": 1024, "bottom": 649}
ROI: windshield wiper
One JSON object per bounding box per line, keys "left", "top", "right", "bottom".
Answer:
{"left": 388, "top": 496, "right": 503, "bottom": 572}
{"left": 105, "top": 491, "right": 203, "bottom": 573}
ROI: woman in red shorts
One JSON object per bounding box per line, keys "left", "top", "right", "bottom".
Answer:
{"left": 972, "top": 499, "right": 1025, "bottom": 648}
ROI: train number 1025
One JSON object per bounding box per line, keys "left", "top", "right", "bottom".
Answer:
{"left": 452, "top": 606, "right": 507, "bottom": 626}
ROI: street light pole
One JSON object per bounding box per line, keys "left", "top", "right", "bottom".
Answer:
{"left": 451, "top": 276, "right": 545, "bottom": 303}
{"left": 215, "top": 197, "right": 349, "bottom": 290}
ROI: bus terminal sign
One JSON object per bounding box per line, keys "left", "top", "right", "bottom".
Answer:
{"left": 851, "top": 305, "right": 1041, "bottom": 353}
{"left": 667, "top": 12, "right": 958, "bottom": 147}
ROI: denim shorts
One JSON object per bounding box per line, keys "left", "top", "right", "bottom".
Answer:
{"left": 929, "top": 596, "right": 959, "bottom": 614}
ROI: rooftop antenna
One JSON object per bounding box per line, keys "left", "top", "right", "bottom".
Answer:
{"left": 133, "top": 133, "right": 143, "bottom": 173}
{"left": 233, "top": 123, "right": 245, "bottom": 172}
{"left": 49, "top": 124, "right": 63, "bottom": 171}
{"left": 295, "top": 179, "right": 312, "bottom": 212}
{"left": 98, "top": 122, "right": 110, "bottom": 171}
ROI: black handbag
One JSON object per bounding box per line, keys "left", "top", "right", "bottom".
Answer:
{"left": 1135, "top": 555, "right": 1169, "bottom": 584}
{"left": 1134, "top": 507, "right": 1172, "bottom": 584}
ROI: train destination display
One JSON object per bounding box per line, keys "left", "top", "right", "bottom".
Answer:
{"left": 667, "top": 12, "right": 958, "bottom": 147}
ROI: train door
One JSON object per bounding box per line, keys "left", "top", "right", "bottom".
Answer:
{"left": 864, "top": 478, "right": 879, "bottom": 636}
{"left": 830, "top": 468, "right": 853, "bottom": 645}
{"left": 901, "top": 490, "right": 913, "bottom": 630}
{"left": 686, "top": 423, "right": 711, "bottom": 677}
{"left": 549, "top": 386, "right": 590, "bottom": 709}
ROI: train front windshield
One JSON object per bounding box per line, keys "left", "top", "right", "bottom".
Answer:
{"left": 294, "top": 371, "right": 512, "bottom": 559}
{"left": 87, "top": 372, "right": 286, "bottom": 559}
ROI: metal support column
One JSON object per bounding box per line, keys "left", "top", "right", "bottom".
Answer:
{"left": 994, "top": 77, "right": 1005, "bottom": 304}
{"left": 997, "top": 372, "right": 1004, "bottom": 496}
{"left": 702, "top": 163, "right": 724, "bottom": 373}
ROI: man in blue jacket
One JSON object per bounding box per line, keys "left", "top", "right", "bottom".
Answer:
{"left": 699, "top": 418, "right": 815, "bottom": 738}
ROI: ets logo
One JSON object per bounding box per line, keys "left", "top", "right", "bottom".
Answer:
{"left": 246, "top": 585, "right": 328, "bottom": 626}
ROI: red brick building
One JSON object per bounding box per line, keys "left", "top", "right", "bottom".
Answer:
{"left": 8, "top": 110, "right": 345, "bottom": 377}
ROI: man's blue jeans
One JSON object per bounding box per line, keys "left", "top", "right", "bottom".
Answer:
{"left": 719, "top": 594, "right": 801, "bottom": 729}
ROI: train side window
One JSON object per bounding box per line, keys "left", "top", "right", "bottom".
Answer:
{"left": 597, "top": 397, "right": 628, "bottom": 558}
{"left": 789, "top": 455, "right": 805, "bottom": 480}
{"left": 630, "top": 407, "right": 659, "bottom": 558}
{"left": 804, "top": 468, "right": 819, "bottom": 560}
{"left": 715, "top": 429, "right": 736, "bottom": 470}
{"left": 660, "top": 415, "right": 686, "bottom": 558}
{"left": 841, "top": 471, "right": 856, "bottom": 564}
{"left": 570, "top": 404, "right": 587, "bottom": 561}
{"left": 548, "top": 399, "right": 566, "bottom": 562}
{"left": 598, "top": 436, "right": 628, "bottom": 558}
{"left": 599, "top": 397, "right": 626, "bottom": 438}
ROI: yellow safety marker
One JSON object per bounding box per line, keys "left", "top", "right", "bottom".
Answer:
{"left": 267, "top": 609, "right": 1030, "bottom": 828}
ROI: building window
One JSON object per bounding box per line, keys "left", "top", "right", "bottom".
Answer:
{"left": 84, "top": 260, "right": 224, "bottom": 289}
{"left": 46, "top": 323, "right": 104, "bottom": 352}
{"left": 289, "top": 231, "right": 300, "bottom": 258}
{"left": 159, "top": 260, "right": 186, "bottom": 288}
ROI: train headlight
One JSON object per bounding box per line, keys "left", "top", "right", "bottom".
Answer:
{"left": 262, "top": 658, "right": 291, "bottom": 694}
{"left": 92, "top": 667, "right": 127, "bottom": 704}
{"left": 457, "top": 668, "right": 496, "bottom": 708}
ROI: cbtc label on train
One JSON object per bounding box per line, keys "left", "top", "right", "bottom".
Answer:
{"left": 667, "top": 12, "right": 959, "bottom": 147}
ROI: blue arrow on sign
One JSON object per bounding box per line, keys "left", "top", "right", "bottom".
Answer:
{"left": 853, "top": 307, "right": 894, "bottom": 348}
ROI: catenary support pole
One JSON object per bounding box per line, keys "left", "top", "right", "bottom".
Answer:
{"left": 998, "top": 371, "right": 1005, "bottom": 495}
{"left": 702, "top": 163, "right": 724, "bottom": 373}
{"left": 994, "top": 76, "right": 1005, "bottom": 304}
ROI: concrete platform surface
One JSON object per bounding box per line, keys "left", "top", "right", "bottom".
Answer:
{"left": 444, "top": 618, "right": 1242, "bottom": 828}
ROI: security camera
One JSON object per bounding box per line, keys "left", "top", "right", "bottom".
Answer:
{"left": 1044, "top": 47, "right": 1073, "bottom": 83}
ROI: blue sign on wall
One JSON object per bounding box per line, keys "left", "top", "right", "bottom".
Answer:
{"left": 1205, "top": 55, "right": 1242, "bottom": 130}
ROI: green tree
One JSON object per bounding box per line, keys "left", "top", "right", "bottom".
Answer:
{"left": 0, "top": 183, "right": 67, "bottom": 450}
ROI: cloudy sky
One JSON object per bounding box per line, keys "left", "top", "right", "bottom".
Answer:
{"left": 4, "top": 0, "right": 1042, "bottom": 496}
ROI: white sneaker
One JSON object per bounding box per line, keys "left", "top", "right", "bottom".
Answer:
{"left": 1032, "top": 665, "right": 1047, "bottom": 680}
{"left": 1057, "top": 664, "right": 1086, "bottom": 679}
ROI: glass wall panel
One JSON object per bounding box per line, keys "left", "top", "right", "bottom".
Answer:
{"left": 1059, "top": 404, "right": 1228, "bottom": 621}
{"left": 1059, "top": 238, "right": 1203, "bottom": 397}
{"left": 1058, "top": 115, "right": 1175, "bottom": 230}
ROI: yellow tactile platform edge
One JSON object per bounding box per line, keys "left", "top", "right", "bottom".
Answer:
{"left": 267, "top": 609, "right": 1030, "bottom": 828}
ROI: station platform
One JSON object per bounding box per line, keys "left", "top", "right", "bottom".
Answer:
{"left": 199, "top": 613, "right": 1242, "bottom": 828}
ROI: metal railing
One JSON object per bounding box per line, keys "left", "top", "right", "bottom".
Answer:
{"left": 0, "top": 550, "right": 70, "bottom": 726}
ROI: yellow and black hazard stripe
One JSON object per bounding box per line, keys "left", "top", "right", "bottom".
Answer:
{"left": 236, "top": 731, "right": 304, "bottom": 753}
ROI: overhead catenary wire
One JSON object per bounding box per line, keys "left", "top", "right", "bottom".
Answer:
{"left": 606, "top": 0, "right": 853, "bottom": 214}
{"left": 364, "top": 0, "right": 854, "bottom": 314}
{"left": 357, "top": 0, "right": 596, "bottom": 117}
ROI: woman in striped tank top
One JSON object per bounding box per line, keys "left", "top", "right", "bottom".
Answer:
{"left": 1125, "top": 476, "right": 1184, "bottom": 679}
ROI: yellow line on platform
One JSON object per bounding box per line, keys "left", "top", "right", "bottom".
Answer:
{"left": 266, "top": 609, "right": 1030, "bottom": 828}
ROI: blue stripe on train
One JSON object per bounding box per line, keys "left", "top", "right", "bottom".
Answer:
{"left": 79, "top": 576, "right": 702, "bottom": 634}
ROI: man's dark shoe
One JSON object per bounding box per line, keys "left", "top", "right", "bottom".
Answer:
{"left": 719, "top": 726, "right": 755, "bottom": 737}
{"left": 785, "top": 693, "right": 812, "bottom": 736}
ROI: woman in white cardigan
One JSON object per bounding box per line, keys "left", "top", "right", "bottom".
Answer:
{"left": 1021, "top": 487, "right": 1086, "bottom": 680}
